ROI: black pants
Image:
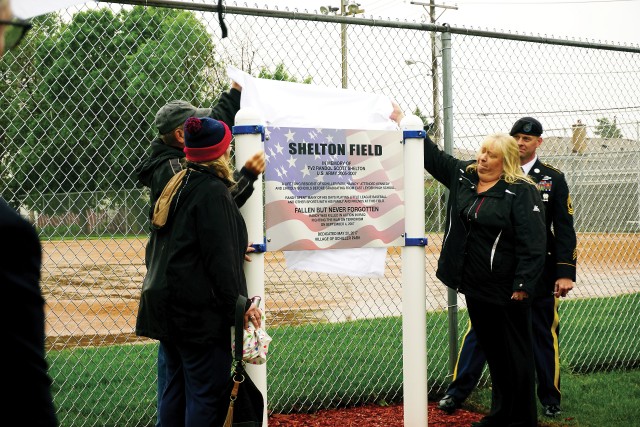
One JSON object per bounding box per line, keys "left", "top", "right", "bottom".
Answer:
{"left": 446, "top": 295, "right": 562, "bottom": 408}
{"left": 532, "top": 295, "right": 561, "bottom": 406}
{"left": 466, "top": 296, "right": 537, "bottom": 427}
{"left": 160, "top": 338, "right": 232, "bottom": 427}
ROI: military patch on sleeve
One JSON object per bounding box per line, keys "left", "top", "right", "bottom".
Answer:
{"left": 567, "top": 195, "right": 574, "bottom": 215}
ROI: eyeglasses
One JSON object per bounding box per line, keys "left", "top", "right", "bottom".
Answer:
{"left": 0, "top": 19, "right": 32, "bottom": 52}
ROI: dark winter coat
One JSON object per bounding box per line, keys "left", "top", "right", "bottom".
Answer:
{"left": 1, "top": 199, "right": 58, "bottom": 426}
{"left": 135, "top": 138, "right": 258, "bottom": 221}
{"left": 135, "top": 164, "right": 249, "bottom": 344}
{"left": 423, "top": 136, "right": 547, "bottom": 305}
{"left": 134, "top": 88, "right": 256, "bottom": 221}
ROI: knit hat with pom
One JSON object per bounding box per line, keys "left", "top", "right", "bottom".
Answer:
{"left": 183, "top": 117, "right": 232, "bottom": 162}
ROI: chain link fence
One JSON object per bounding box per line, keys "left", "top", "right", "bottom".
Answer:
{"left": 1, "top": 1, "right": 639, "bottom": 425}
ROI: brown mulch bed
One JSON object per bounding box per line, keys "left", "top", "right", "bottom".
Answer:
{"left": 269, "top": 401, "right": 484, "bottom": 426}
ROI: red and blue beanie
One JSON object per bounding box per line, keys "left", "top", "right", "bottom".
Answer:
{"left": 183, "top": 117, "right": 232, "bottom": 162}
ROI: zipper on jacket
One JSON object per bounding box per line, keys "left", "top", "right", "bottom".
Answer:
{"left": 466, "top": 198, "right": 480, "bottom": 223}
{"left": 474, "top": 197, "right": 486, "bottom": 218}
{"left": 490, "top": 230, "right": 502, "bottom": 271}
{"left": 460, "top": 174, "right": 475, "bottom": 187}
{"left": 172, "top": 169, "right": 192, "bottom": 217}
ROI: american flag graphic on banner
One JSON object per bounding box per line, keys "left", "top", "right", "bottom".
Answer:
{"left": 265, "top": 126, "right": 405, "bottom": 251}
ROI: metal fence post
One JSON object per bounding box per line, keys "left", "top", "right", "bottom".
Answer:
{"left": 441, "top": 28, "right": 459, "bottom": 375}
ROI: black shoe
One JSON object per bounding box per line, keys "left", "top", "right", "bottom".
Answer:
{"left": 437, "top": 394, "right": 461, "bottom": 413}
{"left": 543, "top": 404, "right": 561, "bottom": 417}
{"left": 470, "top": 418, "right": 498, "bottom": 427}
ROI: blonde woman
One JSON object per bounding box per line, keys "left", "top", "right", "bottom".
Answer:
{"left": 424, "top": 132, "right": 545, "bottom": 427}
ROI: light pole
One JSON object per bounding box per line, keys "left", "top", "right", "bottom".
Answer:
{"left": 406, "top": 57, "right": 443, "bottom": 233}
{"left": 320, "top": 1, "right": 364, "bottom": 89}
{"left": 406, "top": 53, "right": 440, "bottom": 148}
{"left": 404, "top": 58, "right": 436, "bottom": 137}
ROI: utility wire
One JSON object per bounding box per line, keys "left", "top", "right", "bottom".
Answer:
{"left": 457, "top": 0, "right": 637, "bottom": 5}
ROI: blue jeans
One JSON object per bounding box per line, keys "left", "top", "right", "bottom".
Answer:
{"left": 159, "top": 338, "right": 232, "bottom": 427}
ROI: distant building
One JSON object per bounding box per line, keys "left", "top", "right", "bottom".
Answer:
{"left": 539, "top": 136, "right": 638, "bottom": 156}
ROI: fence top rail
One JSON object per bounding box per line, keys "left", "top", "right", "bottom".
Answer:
{"left": 102, "top": 0, "right": 640, "bottom": 53}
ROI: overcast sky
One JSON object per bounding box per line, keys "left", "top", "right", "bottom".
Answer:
{"left": 15, "top": 0, "right": 640, "bottom": 45}
{"left": 260, "top": 0, "right": 640, "bottom": 45}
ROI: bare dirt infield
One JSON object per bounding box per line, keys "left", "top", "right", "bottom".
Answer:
{"left": 41, "top": 233, "right": 638, "bottom": 350}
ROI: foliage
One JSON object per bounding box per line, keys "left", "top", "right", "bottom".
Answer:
{"left": 258, "top": 63, "right": 312, "bottom": 84}
{"left": 413, "top": 107, "right": 435, "bottom": 137}
{"left": 412, "top": 106, "right": 428, "bottom": 125}
{"left": 0, "top": 13, "right": 62, "bottom": 203}
{"left": 1, "top": 7, "right": 220, "bottom": 204}
{"left": 594, "top": 117, "right": 623, "bottom": 139}
{"left": 412, "top": 106, "right": 435, "bottom": 135}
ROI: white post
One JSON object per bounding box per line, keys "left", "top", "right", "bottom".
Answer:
{"left": 233, "top": 108, "right": 268, "bottom": 425}
{"left": 401, "top": 114, "right": 428, "bottom": 427}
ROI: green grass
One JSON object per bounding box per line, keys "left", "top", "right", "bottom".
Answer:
{"left": 48, "top": 293, "right": 640, "bottom": 426}
{"left": 467, "top": 369, "right": 640, "bottom": 427}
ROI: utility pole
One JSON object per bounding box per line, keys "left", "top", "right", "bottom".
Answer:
{"left": 320, "top": 2, "right": 364, "bottom": 89}
{"left": 341, "top": 0, "right": 347, "bottom": 88}
{"left": 411, "top": 0, "right": 458, "bottom": 377}
{"left": 410, "top": 1, "right": 457, "bottom": 144}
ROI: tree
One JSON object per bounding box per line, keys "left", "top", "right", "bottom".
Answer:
{"left": 412, "top": 107, "right": 434, "bottom": 135}
{"left": 3, "top": 6, "right": 221, "bottom": 209}
{"left": 258, "top": 63, "right": 312, "bottom": 84}
{"left": 0, "top": 13, "right": 61, "bottom": 204}
{"left": 594, "top": 117, "right": 623, "bottom": 139}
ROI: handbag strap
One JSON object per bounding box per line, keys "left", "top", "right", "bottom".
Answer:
{"left": 234, "top": 295, "right": 248, "bottom": 364}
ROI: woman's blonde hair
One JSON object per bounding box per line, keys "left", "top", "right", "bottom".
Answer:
{"left": 198, "top": 157, "right": 236, "bottom": 185}
{"left": 467, "top": 133, "right": 535, "bottom": 184}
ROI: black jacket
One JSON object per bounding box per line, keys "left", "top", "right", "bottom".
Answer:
{"left": 423, "top": 136, "right": 547, "bottom": 305}
{"left": 1, "top": 199, "right": 58, "bottom": 426}
{"left": 135, "top": 140, "right": 258, "bottom": 220}
{"left": 134, "top": 88, "right": 256, "bottom": 220}
{"left": 135, "top": 164, "right": 249, "bottom": 344}
{"left": 528, "top": 159, "right": 577, "bottom": 296}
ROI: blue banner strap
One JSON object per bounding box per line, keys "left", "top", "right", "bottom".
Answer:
{"left": 233, "top": 125, "right": 265, "bottom": 141}
{"left": 402, "top": 129, "right": 426, "bottom": 142}
{"left": 250, "top": 237, "right": 267, "bottom": 253}
{"left": 404, "top": 236, "right": 428, "bottom": 247}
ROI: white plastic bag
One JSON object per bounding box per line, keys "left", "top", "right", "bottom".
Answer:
{"left": 231, "top": 324, "right": 272, "bottom": 365}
